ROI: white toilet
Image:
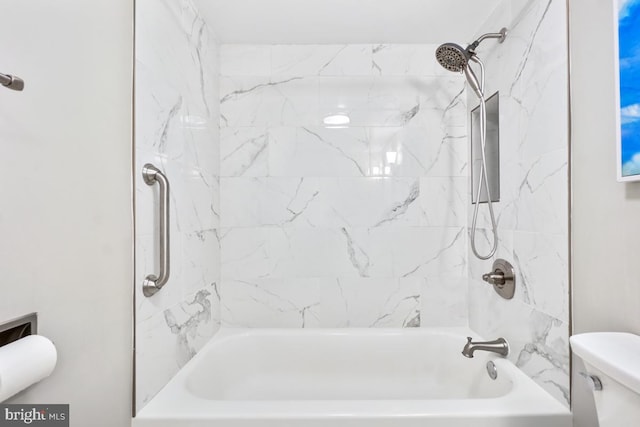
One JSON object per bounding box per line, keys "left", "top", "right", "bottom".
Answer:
{"left": 570, "top": 332, "right": 640, "bottom": 426}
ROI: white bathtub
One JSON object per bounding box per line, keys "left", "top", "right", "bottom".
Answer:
{"left": 133, "top": 328, "right": 571, "bottom": 427}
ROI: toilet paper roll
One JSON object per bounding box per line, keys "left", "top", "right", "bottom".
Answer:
{"left": 0, "top": 335, "right": 57, "bottom": 402}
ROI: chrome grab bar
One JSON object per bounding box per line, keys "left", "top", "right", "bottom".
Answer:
{"left": 142, "top": 163, "right": 170, "bottom": 297}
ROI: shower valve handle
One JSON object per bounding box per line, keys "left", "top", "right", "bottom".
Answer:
{"left": 480, "top": 259, "right": 516, "bottom": 300}
{"left": 482, "top": 271, "right": 506, "bottom": 286}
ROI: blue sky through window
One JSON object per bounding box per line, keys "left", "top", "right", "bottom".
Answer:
{"left": 619, "top": 0, "right": 640, "bottom": 176}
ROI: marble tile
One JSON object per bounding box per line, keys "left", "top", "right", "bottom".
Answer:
{"left": 420, "top": 177, "right": 468, "bottom": 227}
{"left": 220, "top": 45, "right": 271, "bottom": 76}
{"left": 168, "top": 162, "right": 220, "bottom": 233}
{"left": 391, "top": 227, "right": 467, "bottom": 278}
{"left": 220, "top": 177, "right": 320, "bottom": 227}
{"left": 272, "top": 45, "right": 372, "bottom": 76}
{"left": 220, "top": 278, "right": 321, "bottom": 328}
{"left": 220, "top": 127, "right": 269, "bottom": 177}
{"left": 372, "top": 44, "right": 443, "bottom": 76}
{"left": 220, "top": 76, "right": 320, "bottom": 127}
{"left": 269, "top": 127, "right": 370, "bottom": 177}
{"left": 513, "top": 231, "right": 569, "bottom": 322}
{"left": 316, "top": 277, "right": 420, "bottom": 328}
{"left": 221, "top": 177, "right": 425, "bottom": 229}
{"left": 318, "top": 77, "right": 425, "bottom": 127}
{"left": 221, "top": 226, "right": 466, "bottom": 281}
{"left": 419, "top": 276, "right": 468, "bottom": 327}
{"left": 182, "top": 229, "right": 221, "bottom": 297}
{"left": 467, "top": 0, "right": 569, "bottom": 407}
{"left": 135, "top": 0, "right": 221, "bottom": 411}
{"left": 368, "top": 126, "right": 469, "bottom": 178}
{"left": 164, "top": 285, "right": 221, "bottom": 364}
{"left": 468, "top": 281, "right": 569, "bottom": 407}
{"left": 309, "top": 178, "right": 422, "bottom": 228}
{"left": 136, "top": 283, "right": 220, "bottom": 408}
{"left": 136, "top": 309, "right": 177, "bottom": 409}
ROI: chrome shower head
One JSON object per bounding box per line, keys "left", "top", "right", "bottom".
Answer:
{"left": 435, "top": 28, "right": 508, "bottom": 74}
{"left": 435, "top": 43, "right": 471, "bottom": 73}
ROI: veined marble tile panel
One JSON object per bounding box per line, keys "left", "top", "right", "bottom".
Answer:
{"left": 220, "top": 177, "right": 424, "bottom": 228}
{"left": 272, "top": 45, "right": 373, "bottom": 77}
{"left": 135, "top": 62, "right": 185, "bottom": 162}
{"left": 318, "top": 76, "right": 466, "bottom": 128}
{"left": 220, "top": 76, "right": 319, "bottom": 127}
{"left": 219, "top": 124, "right": 468, "bottom": 179}
{"left": 135, "top": 0, "right": 221, "bottom": 411}
{"left": 420, "top": 177, "right": 468, "bottom": 227}
{"left": 372, "top": 44, "right": 448, "bottom": 77}
{"left": 368, "top": 126, "right": 468, "bottom": 178}
{"left": 220, "top": 177, "right": 321, "bottom": 227}
{"left": 220, "top": 226, "right": 466, "bottom": 280}
{"left": 468, "top": 280, "right": 569, "bottom": 407}
{"left": 136, "top": 283, "right": 220, "bottom": 408}
{"left": 182, "top": 229, "right": 221, "bottom": 297}
{"left": 220, "top": 278, "right": 321, "bottom": 328}
{"left": 165, "top": 162, "right": 220, "bottom": 233}
{"left": 513, "top": 231, "right": 568, "bottom": 322}
{"left": 220, "top": 127, "right": 269, "bottom": 177}
{"left": 221, "top": 45, "right": 272, "bottom": 77}
{"left": 392, "top": 226, "right": 467, "bottom": 279}
{"left": 418, "top": 276, "right": 468, "bottom": 327}
{"left": 467, "top": 0, "right": 569, "bottom": 407}
{"left": 269, "top": 127, "right": 370, "bottom": 177}
{"left": 316, "top": 277, "right": 420, "bottom": 328}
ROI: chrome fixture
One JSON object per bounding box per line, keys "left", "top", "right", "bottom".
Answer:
{"left": 486, "top": 361, "right": 498, "bottom": 380}
{"left": 462, "top": 337, "right": 509, "bottom": 358}
{"left": 0, "top": 313, "right": 37, "bottom": 348}
{"left": 579, "top": 372, "right": 603, "bottom": 391}
{"left": 435, "top": 28, "right": 507, "bottom": 260}
{"left": 142, "top": 164, "right": 171, "bottom": 297}
{"left": 0, "top": 72, "right": 24, "bottom": 91}
{"left": 482, "top": 258, "right": 516, "bottom": 300}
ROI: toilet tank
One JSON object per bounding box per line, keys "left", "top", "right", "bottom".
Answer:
{"left": 571, "top": 333, "right": 640, "bottom": 427}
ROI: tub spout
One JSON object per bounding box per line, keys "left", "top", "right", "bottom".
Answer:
{"left": 462, "top": 337, "right": 509, "bottom": 358}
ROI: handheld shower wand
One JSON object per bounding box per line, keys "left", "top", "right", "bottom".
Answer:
{"left": 435, "top": 29, "right": 507, "bottom": 260}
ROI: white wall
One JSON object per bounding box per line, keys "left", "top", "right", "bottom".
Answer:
{"left": 0, "top": 1, "right": 133, "bottom": 426}
{"left": 570, "top": 0, "right": 640, "bottom": 336}
{"left": 570, "top": 0, "right": 640, "bottom": 425}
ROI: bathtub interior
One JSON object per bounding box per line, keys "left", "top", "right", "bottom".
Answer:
{"left": 185, "top": 329, "right": 513, "bottom": 401}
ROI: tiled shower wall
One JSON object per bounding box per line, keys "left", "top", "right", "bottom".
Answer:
{"left": 466, "top": 0, "right": 570, "bottom": 406}
{"left": 218, "top": 45, "right": 470, "bottom": 328}
{"left": 134, "top": 0, "right": 221, "bottom": 409}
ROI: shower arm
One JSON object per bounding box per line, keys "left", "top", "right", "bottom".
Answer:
{"left": 467, "top": 28, "right": 508, "bottom": 54}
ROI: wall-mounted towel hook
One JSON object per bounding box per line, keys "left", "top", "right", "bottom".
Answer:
{"left": 0, "top": 73, "right": 24, "bottom": 91}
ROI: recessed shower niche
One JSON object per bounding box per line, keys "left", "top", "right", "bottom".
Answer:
{"left": 471, "top": 91, "right": 500, "bottom": 204}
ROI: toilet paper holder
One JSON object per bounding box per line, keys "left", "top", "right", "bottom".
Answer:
{"left": 0, "top": 313, "right": 37, "bottom": 348}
